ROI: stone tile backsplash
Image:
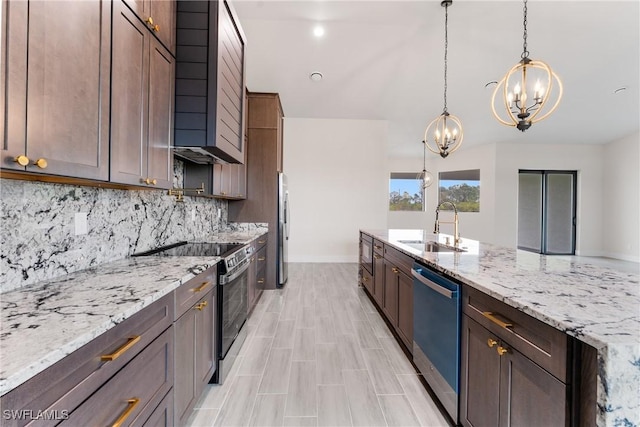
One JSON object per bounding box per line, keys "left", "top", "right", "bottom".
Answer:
{"left": 0, "top": 160, "right": 254, "bottom": 292}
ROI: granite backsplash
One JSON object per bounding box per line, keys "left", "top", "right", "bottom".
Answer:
{"left": 0, "top": 160, "right": 262, "bottom": 292}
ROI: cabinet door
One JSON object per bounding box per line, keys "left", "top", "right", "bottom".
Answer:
{"left": 499, "top": 346, "right": 568, "bottom": 427}
{"left": 383, "top": 261, "right": 399, "bottom": 326}
{"left": 3, "top": 0, "right": 110, "bottom": 179}
{"left": 147, "top": 37, "right": 174, "bottom": 189}
{"left": 397, "top": 270, "right": 413, "bottom": 349}
{"left": 174, "top": 306, "right": 197, "bottom": 425}
{"left": 111, "top": 1, "right": 149, "bottom": 186}
{"left": 215, "top": 0, "right": 245, "bottom": 163}
{"left": 195, "top": 291, "right": 215, "bottom": 388}
{"left": 149, "top": 0, "right": 175, "bottom": 54}
{"left": 460, "top": 315, "right": 501, "bottom": 427}
{"left": 373, "top": 252, "right": 385, "bottom": 307}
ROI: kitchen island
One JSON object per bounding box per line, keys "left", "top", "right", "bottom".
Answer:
{"left": 362, "top": 229, "right": 639, "bottom": 427}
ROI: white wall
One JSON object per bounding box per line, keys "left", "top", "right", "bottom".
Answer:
{"left": 494, "top": 142, "right": 604, "bottom": 256}
{"left": 283, "top": 118, "right": 388, "bottom": 262}
{"left": 387, "top": 144, "right": 497, "bottom": 244}
{"left": 603, "top": 131, "right": 640, "bottom": 262}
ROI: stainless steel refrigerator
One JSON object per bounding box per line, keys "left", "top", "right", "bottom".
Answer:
{"left": 278, "top": 173, "right": 290, "bottom": 286}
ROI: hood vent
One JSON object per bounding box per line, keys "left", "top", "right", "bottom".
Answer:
{"left": 172, "top": 147, "right": 238, "bottom": 165}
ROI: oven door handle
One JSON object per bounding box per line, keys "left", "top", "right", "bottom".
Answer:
{"left": 411, "top": 268, "right": 455, "bottom": 299}
{"left": 220, "top": 260, "right": 250, "bottom": 285}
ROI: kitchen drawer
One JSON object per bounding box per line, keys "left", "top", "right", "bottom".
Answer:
{"left": 175, "top": 266, "right": 217, "bottom": 319}
{"left": 361, "top": 232, "right": 373, "bottom": 245}
{"left": 255, "top": 245, "right": 267, "bottom": 274}
{"left": 61, "top": 326, "right": 174, "bottom": 426}
{"left": 360, "top": 265, "right": 373, "bottom": 293}
{"left": 141, "top": 389, "right": 173, "bottom": 427}
{"left": 383, "top": 244, "right": 413, "bottom": 276}
{"left": 373, "top": 239, "right": 384, "bottom": 255}
{"left": 255, "top": 234, "right": 268, "bottom": 251}
{"left": 462, "top": 286, "right": 568, "bottom": 382}
{"left": 0, "top": 292, "right": 174, "bottom": 427}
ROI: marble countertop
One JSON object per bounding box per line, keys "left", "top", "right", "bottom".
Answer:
{"left": 362, "top": 229, "right": 640, "bottom": 426}
{"left": 0, "top": 230, "right": 266, "bottom": 396}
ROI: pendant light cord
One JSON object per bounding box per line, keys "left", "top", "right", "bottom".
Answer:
{"left": 443, "top": 3, "right": 449, "bottom": 113}
{"left": 521, "top": 0, "right": 529, "bottom": 59}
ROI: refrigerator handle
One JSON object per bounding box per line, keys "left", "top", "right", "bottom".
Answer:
{"left": 284, "top": 192, "right": 290, "bottom": 240}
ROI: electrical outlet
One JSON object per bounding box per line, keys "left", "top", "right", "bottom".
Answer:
{"left": 217, "top": 208, "right": 222, "bottom": 219}
{"left": 74, "top": 212, "right": 88, "bottom": 235}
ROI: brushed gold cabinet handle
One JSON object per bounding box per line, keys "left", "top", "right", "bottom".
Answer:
{"left": 112, "top": 397, "right": 140, "bottom": 427}
{"left": 374, "top": 245, "right": 383, "bottom": 250}
{"left": 33, "top": 158, "right": 48, "bottom": 169}
{"left": 497, "top": 346, "right": 509, "bottom": 356}
{"left": 258, "top": 257, "right": 265, "bottom": 261}
{"left": 482, "top": 311, "right": 514, "bottom": 330}
{"left": 392, "top": 267, "right": 400, "bottom": 274}
{"left": 193, "top": 281, "right": 211, "bottom": 293}
{"left": 257, "top": 279, "right": 265, "bottom": 284}
{"left": 487, "top": 338, "right": 497, "bottom": 348}
{"left": 196, "top": 300, "right": 208, "bottom": 311}
{"left": 101, "top": 336, "right": 141, "bottom": 361}
{"left": 362, "top": 276, "right": 369, "bottom": 282}
{"left": 258, "top": 240, "right": 266, "bottom": 244}
{"left": 373, "top": 254, "right": 382, "bottom": 259}
{"left": 14, "top": 155, "right": 29, "bottom": 166}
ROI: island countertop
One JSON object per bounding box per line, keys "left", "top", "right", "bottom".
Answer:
{"left": 0, "top": 230, "right": 266, "bottom": 397}
{"left": 362, "top": 229, "right": 640, "bottom": 427}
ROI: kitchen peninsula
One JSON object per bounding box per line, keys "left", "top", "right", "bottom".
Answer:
{"left": 361, "top": 229, "right": 639, "bottom": 427}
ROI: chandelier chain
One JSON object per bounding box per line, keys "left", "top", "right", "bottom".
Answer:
{"left": 442, "top": 3, "right": 449, "bottom": 112}
{"left": 521, "top": 0, "right": 529, "bottom": 59}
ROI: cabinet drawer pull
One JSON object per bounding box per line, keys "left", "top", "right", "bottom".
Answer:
{"left": 392, "top": 267, "right": 400, "bottom": 274}
{"left": 33, "top": 158, "right": 48, "bottom": 169}
{"left": 101, "top": 336, "right": 141, "bottom": 361}
{"left": 14, "top": 155, "right": 29, "bottom": 166}
{"left": 257, "top": 279, "right": 265, "bottom": 284}
{"left": 374, "top": 245, "right": 383, "bottom": 250}
{"left": 258, "top": 257, "right": 265, "bottom": 261}
{"left": 497, "top": 346, "right": 509, "bottom": 356}
{"left": 193, "top": 281, "right": 211, "bottom": 293}
{"left": 373, "top": 254, "right": 382, "bottom": 260}
{"left": 112, "top": 397, "right": 140, "bottom": 427}
{"left": 362, "top": 276, "right": 369, "bottom": 282}
{"left": 482, "top": 311, "right": 513, "bottom": 329}
{"left": 258, "top": 240, "right": 266, "bottom": 244}
{"left": 195, "top": 300, "right": 208, "bottom": 311}
{"left": 487, "top": 338, "right": 497, "bottom": 348}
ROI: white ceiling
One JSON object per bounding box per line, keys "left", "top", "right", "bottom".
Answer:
{"left": 233, "top": 0, "right": 640, "bottom": 158}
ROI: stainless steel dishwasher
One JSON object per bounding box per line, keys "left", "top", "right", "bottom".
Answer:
{"left": 412, "top": 262, "right": 461, "bottom": 423}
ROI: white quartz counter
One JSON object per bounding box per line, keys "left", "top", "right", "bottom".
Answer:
{"left": 362, "top": 229, "right": 640, "bottom": 427}
{"left": 0, "top": 230, "right": 266, "bottom": 396}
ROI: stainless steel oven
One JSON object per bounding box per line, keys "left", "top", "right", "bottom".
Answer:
{"left": 213, "top": 244, "right": 252, "bottom": 384}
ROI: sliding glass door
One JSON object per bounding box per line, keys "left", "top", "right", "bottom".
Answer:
{"left": 518, "top": 170, "right": 577, "bottom": 255}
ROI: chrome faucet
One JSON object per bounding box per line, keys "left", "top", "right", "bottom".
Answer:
{"left": 434, "top": 201, "right": 461, "bottom": 245}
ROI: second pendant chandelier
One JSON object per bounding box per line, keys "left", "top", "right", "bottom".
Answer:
{"left": 424, "top": 0, "right": 463, "bottom": 159}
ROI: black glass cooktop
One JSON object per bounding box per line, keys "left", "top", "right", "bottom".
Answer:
{"left": 134, "top": 242, "right": 244, "bottom": 258}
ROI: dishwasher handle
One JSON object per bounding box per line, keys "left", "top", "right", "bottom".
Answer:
{"left": 412, "top": 268, "right": 457, "bottom": 299}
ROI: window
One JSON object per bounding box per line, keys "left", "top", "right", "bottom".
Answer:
{"left": 389, "top": 172, "right": 424, "bottom": 211}
{"left": 438, "top": 169, "right": 480, "bottom": 212}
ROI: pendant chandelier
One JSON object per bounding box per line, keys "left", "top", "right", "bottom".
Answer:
{"left": 420, "top": 140, "right": 434, "bottom": 189}
{"left": 491, "top": 0, "right": 563, "bottom": 132}
{"left": 424, "top": 0, "right": 463, "bottom": 159}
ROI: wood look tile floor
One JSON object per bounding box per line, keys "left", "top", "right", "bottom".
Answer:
{"left": 186, "top": 263, "right": 449, "bottom": 427}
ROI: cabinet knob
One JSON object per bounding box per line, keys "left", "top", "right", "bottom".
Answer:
{"left": 33, "top": 158, "right": 48, "bottom": 169}
{"left": 145, "top": 16, "right": 154, "bottom": 25}
{"left": 487, "top": 338, "right": 497, "bottom": 348}
{"left": 497, "top": 346, "right": 509, "bottom": 356}
{"left": 142, "top": 178, "right": 157, "bottom": 185}
{"left": 392, "top": 267, "right": 400, "bottom": 274}
{"left": 14, "top": 155, "right": 29, "bottom": 166}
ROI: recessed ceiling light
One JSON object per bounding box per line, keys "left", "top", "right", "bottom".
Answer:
{"left": 313, "top": 25, "right": 325, "bottom": 38}
{"left": 310, "top": 72, "right": 323, "bottom": 82}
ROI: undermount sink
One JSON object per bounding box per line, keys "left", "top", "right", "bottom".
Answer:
{"left": 397, "top": 240, "right": 466, "bottom": 253}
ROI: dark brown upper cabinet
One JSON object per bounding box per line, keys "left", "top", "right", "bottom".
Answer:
{"left": 1, "top": 0, "right": 111, "bottom": 181}
{"left": 174, "top": 0, "right": 246, "bottom": 164}
{"left": 122, "top": 0, "right": 176, "bottom": 54}
{"left": 110, "top": 0, "right": 174, "bottom": 189}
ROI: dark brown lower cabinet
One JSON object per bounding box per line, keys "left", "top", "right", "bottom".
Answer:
{"left": 460, "top": 315, "right": 567, "bottom": 427}
{"left": 142, "top": 389, "right": 174, "bottom": 427}
{"left": 383, "top": 261, "right": 400, "bottom": 326}
{"left": 372, "top": 251, "right": 385, "bottom": 307}
{"left": 174, "top": 288, "right": 215, "bottom": 426}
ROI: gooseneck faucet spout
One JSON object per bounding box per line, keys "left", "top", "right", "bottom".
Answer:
{"left": 434, "top": 201, "right": 460, "bottom": 245}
